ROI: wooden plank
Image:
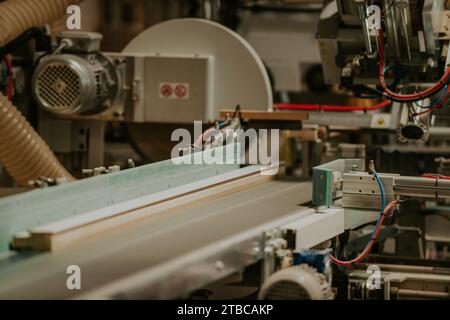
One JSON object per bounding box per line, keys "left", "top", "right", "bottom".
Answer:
{"left": 0, "top": 188, "right": 28, "bottom": 197}
{"left": 0, "top": 143, "right": 240, "bottom": 253}
{"left": 220, "top": 109, "right": 309, "bottom": 121}
{"left": 12, "top": 166, "right": 274, "bottom": 251}
{"left": 0, "top": 181, "right": 313, "bottom": 299}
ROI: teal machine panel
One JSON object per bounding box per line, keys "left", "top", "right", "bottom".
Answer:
{"left": 0, "top": 144, "right": 240, "bottom": 253}
{"left": 312, "top": 159, "right": 365, "bottom": 207}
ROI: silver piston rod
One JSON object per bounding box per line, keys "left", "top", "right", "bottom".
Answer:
{"left": 394, "top": 176, "right": 450, "bottom": 199}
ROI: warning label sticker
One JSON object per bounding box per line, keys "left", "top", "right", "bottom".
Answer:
{"left": 370, "top": 113, "right": 391, "bottom": 129}
{"left": 159, "top": 83, "right": 190, "bottom": 100}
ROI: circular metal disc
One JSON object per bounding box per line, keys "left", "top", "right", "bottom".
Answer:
{"left": 123, "top": 18, "right": 273, "bottom": 120}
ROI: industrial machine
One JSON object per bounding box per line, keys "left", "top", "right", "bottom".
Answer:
{"left": 31, "top": 18, "right": 272, "bottom": 170}
{"left": 316, "top": 0, "right": 450, "bottom": 143}
{"left": 0, "top": 0, "right": 450, "bottom": 301}
{"left": 32, "top": 21, "right": 272, "bottom": 121}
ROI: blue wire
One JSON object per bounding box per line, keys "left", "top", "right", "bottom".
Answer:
{"left": 363, "top": 170, "right": 386, "bottom": 250}
{"left": 373, "top": 171, "right": 386, "bottom": 212}
{"left": 346, "top": 170, "right": 387, "bottom": 261}
{"left": 414, "top": 86, "right": 448, "bottom": 109}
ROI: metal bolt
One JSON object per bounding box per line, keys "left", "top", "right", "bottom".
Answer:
{"left": 215, "top": 260, "right": 225, "bottom": 271}
{"left": 369, "top": 160, "right": 375, "bottom": 174}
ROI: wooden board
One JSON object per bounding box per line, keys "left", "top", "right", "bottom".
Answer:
{"left": 12, "top": 166, "right": 274, "bottom": 252}
{"left": 220, "top": 109, "right": 309, "bottom": 121}
{"left": 0, "top": 180, "right": 313, "bottom": 299}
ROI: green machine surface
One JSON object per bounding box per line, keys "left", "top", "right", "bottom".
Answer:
{"left": 0, "top": 144, "right": 240, "bottom": 253}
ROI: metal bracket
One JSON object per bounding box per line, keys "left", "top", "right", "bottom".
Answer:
{"left": 312, "top": 159, "right": 365, "bottom": 207}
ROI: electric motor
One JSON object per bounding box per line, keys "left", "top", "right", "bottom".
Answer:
{"left": 258, "top": 265, "right": 334, "bottom": 300}
{"left": 32, "top": 32, "right": 120, "bottom": 115}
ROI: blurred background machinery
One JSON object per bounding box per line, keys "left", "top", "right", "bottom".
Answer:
{"left": 1, "top": 0, "right": 450, "bottom": 300}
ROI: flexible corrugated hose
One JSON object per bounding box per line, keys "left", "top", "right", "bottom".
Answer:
{"left": 0, "top": 93, "right": 74, "bottom": 186}
{"left": 0, "top": 0, "right": 82, "bottom": 47}
{"left": 0, "top": 0, "right": 79, "bottom": 186}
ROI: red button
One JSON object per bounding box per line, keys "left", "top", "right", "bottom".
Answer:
{"left": 175, "top": 84, "right": 188, "bottom": 98}
{"left": 160, "top": 84, "right": 173, "bottom": 97}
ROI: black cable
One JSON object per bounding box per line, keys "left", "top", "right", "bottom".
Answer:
{"left": 0, "top": 27, "right": 51, "bottom": 58}
{"left": 382, "top": 0, "right": 396, "bottom": 15}
{"left": 344, "top": 81, "right": 450, "bottom": 103}
{"left": 344, "top": 84, "right": 383, "bottom": 97}
{"left": 389, "top": 85, "right": 449, "bottom": 103}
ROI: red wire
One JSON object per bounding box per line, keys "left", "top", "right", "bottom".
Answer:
{"left": 413, "top": 90, "right": 450, "bottom": 117}
{"left": 3, "top": 56, "right": 14, "bottom": 101}
{"left": 273, "top": 100, "right": 391, "bottom": 112}
{"left": 331, "top": 200, "right": 398, "bottom": 267}
{"left": 423, "top": 174, "right": 450, "bottom": 180}
{"left": 378, "top": 29, "right": 450, "bottom": 101}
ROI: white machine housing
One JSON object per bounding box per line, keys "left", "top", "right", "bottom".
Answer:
{"left": 33, "top": 19, "right": 273, "bottom": 123}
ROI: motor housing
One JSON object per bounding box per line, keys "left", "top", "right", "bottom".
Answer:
{"left": 32, "top": 32, "right": 119, "bottom": 115}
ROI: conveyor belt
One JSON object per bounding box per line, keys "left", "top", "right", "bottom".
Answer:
{"left": 0, "top": 179, "right": 313, "bottom": 299}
